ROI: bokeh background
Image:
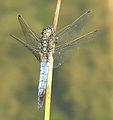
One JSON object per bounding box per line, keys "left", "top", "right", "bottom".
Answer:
{"left": 0, "top": 0, "right": 113, "bottom": 120}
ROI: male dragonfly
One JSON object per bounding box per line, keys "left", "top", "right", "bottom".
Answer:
{"left": 10, "top": 10, "right": 98, "bottom": 110}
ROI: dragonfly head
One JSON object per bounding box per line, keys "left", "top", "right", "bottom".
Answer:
{"left": 41, "top": 26, "right": 55, "bottom": 38}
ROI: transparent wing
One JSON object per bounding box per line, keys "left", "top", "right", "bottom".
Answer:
{"left": 57, "top": 11, "right": 92, "bottom": 45}
{"left": 10, "top": 34, "right": 41, "bottom": 61}
{"left": 18, "top": 15, "right": 41, "bottom": 48}
{"left": 53, "top": 30, "right": 98, "bottom": 68}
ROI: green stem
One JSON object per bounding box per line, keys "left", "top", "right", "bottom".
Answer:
{"left": 44, "top": 54, "right": 53, "bottom": 120}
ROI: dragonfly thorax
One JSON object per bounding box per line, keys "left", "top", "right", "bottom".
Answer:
{"left": 40, "top": 37, "right": 55, "bottom": 59}
{"left": 39, "top": 26, "right": 57, "bottom": 59}
{"left": 41, "top": 39, "right": 48, "bottom": 47}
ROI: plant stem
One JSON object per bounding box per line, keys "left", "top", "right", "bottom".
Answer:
{"left": 53, "top": 0, "right": 62, "bottom": 30}
{"left": 44, "top": 0, "right": 62, "bottom": 120}
{"left": 44, "top": 54, "right": 53, "bottom": 120}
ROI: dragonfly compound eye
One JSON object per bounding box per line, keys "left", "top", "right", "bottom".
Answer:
{"left": 41, "top": 26, "right": 55, "bottom": 38}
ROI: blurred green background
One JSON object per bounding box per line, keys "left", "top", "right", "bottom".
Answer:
{"left": 0, "top": 0, "right": 113, "bottom": 120}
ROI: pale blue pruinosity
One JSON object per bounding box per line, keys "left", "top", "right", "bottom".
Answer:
{"left": 38, "top": 59, "right": 50, "bottom": 109}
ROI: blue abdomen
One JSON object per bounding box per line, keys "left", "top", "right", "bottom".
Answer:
{"left": 38, "top": 59, "right": 50, "bottom": 109}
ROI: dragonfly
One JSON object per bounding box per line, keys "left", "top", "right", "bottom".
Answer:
{"left": 10, "top": 10, "right": 98, "bottom": 110}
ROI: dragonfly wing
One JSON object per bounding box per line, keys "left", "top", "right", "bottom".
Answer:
{"left": 54, "top": 30, "right": 98, "bottom": 68}
{"left": 57, "top": 11, "right": 92, "bottom": 45}
{"left": 18, "top": 15, "right": 41, "bottom": 48}
{"left": 10, "top": 34, "right": 41, "bottom": 61}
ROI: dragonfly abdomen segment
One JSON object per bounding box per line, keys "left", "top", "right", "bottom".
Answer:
{"left": 38, "top": 59, "right": 50, "bottom": 109}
